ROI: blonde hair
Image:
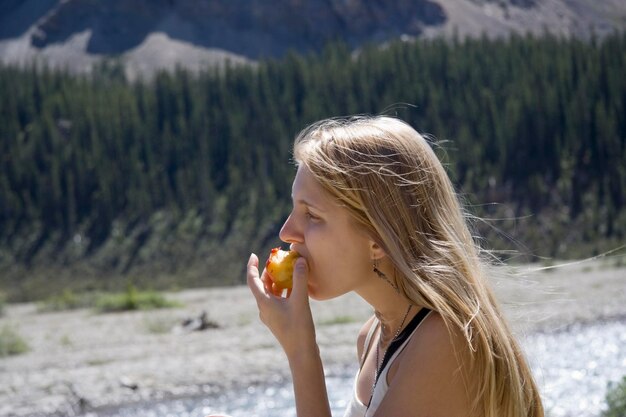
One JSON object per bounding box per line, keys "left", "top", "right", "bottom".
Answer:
{"left": 293, "top": 115, "right": 543, "bottom": 417}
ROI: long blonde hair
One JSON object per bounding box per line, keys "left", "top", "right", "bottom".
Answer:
{"left": 293, "top": 115, "right": 543, "bottom": 417}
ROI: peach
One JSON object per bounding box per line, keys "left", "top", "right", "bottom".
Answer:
{"left": 265, "top": 248, "right": 300, "bottom": 292}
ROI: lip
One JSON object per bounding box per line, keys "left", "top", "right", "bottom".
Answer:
{"left": 289, "top": 244, "right": 306, "bottom": 258}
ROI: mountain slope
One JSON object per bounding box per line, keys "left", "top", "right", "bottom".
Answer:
{"left": 0, "top": 0, "right": 624, "bottom": 78}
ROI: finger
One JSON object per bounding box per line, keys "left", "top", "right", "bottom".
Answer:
{"left": 291, "top": 257, "right": 309, "bottom": 300}
{"left": 262, "top": 270, "right": 276, "bottom": 295}
{"left": 247, "top": 253, "right": 267, "bottom": 301}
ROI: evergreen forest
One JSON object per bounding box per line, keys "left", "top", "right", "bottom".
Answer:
{"left": 1, "top": 33, "right": 624, "bottom": 301}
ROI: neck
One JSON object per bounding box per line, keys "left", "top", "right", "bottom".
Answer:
{"left": 376, "top": 304, "right": 412, "bottom": 345}
{"left": 355, "top": 276, "right": 415, "bottom": 342}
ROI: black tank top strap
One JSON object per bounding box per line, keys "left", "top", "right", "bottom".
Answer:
{"left": 377, "top": 307, "right": 431, "bottom": 380}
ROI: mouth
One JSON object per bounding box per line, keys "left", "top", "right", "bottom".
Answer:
{"left": 289, "top": 245, "right": 307, "bottom": 259}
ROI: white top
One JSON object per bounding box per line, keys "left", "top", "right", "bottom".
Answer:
{"left": 342, "top": 310, "right": 432, "bottom": 417}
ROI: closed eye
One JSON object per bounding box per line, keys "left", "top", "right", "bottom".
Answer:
{"left": 305, "top": 210, "right": 321, "bottom": 221}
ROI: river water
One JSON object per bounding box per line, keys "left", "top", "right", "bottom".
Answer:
{"left": 88, "top": 320, "right": 626, "bottom": 417}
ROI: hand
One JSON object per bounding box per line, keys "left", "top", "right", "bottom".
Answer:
{"left": 247, "top": 253, "right": 317, "bottom": 358}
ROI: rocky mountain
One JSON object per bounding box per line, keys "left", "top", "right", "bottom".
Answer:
{"left": 0, "top": 0, "right": 624, "bottom": 78}
{"left": 28, "top": 0, "right": 447, "bottom": 57}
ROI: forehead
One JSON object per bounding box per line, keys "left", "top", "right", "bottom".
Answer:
{"left": 292, "top": 165, "right": 332, "bottom": 205}
{"left": 293, "top": 165, "right": 373, "bottom": 240}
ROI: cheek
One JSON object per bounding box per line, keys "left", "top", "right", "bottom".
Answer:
{"left": 310, "top": 240, "right": 370, "bottom": 290}
{"left": 302, "top": 221, "right": 372, "bottom": 293}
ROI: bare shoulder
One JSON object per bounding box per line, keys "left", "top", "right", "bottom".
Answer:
{"left": 416, "top": 310, "right": 469, "bottom": 355}
{"left": 356, "top": 314, "right": 377, "bottom": 362}
{"left": 398, "top": 311, "right": 472, "bottom": 379}
{"left": 375, "top": 311, "right": 475, "bottom": 417}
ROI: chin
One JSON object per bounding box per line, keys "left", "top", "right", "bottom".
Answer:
{"left": 306, "top": 284, "right": 326, "bottom": 301}
{"left": 307, "top": 285, "right": 342, "bottom": 301}
{"left": 307, "top": 285, "right": 320, "bottom": 300}
{"left": 308, "top": 291, "right": 326, "bottom": 301}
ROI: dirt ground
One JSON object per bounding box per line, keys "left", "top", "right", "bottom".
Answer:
{"left": 0, "top": 258, "right": 624, "bottom": 417}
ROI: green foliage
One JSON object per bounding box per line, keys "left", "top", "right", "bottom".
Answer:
{"left": 0, "top": 33, "right": 625, "bottom": 299}
{"left": 59, "top": 334, "right": 73, "bottom": 347}
{"left": 0, "top": 325, "right": 29, "bottom": 357}
{"left": 318, "top": 315, "right": 358, "bottom": 326}
{"left": 0, "top": 292, "right": 6, "bottom": 316}
{"left": 36, "top": 286, "right": 181, "bottom": 313}
{"left": 603, "top": 376, "right": 626, "bottom": 417}
{"left": 95, "top": 285, "right": 180, "bottom": 313}
{"left": 38, "top": 289, "right": 97, "bottom": 312}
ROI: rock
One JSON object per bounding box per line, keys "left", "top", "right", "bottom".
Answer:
{"left": 119, "top": 376, "right": 139, "bottom": 391}
{"left": 22, "top": 0, "right": 447, "bottom": 58}
{"left": 1, "top": 0, "right": 625, "bottom": 79}
{"left": 179, "top": 310, "right": 220, "bottom": 332}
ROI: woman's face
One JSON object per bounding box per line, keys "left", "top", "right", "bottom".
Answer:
{"left": 279, "top": 165, "right": 374, "bottom": 300}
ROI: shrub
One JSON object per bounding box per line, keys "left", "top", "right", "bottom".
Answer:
{"left": 603, "top": 376, "right": 626, "bottom": 417}
{"left": 96, "top": 285, "right": 180, "bottom": 313}
{"left": 0, "top": 325, "right": 29, "bottom": 357}
{"left": 319, "top": 315, "right": 358, "bottom": 326}
{"left": 0, "top": 292, "right": 6, "bottom": 316}
{"left": 38, "top": 289, "right": 97, "bottom": 312}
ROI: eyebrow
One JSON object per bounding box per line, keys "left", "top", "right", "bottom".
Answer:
{"left": 293, "top": 197, "right": 326, "bottom": 212}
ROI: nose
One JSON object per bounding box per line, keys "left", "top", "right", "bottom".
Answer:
{"left": 279, "top": 213, "right": 303, "bottom": 245}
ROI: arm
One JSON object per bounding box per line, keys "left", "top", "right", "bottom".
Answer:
{"left": 247, "top": 254, "right": 332, "bottom": 417}
{"left": 288, "top": 342, "right": 331, "bottom": 417}
{"left": 372, "top": 313, "right": 475, "bottom": 417}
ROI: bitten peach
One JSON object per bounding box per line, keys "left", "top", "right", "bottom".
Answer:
{"left": 265, "top": 248, "right": 300, "bottom": 291}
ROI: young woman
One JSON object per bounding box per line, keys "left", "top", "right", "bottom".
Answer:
{"left": 246, "top": 116, "right": 544, "bottom": 417}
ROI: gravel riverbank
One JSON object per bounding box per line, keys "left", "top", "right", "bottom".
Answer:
{"left": 1, "top": 258, "right": 624, "bottom": 417}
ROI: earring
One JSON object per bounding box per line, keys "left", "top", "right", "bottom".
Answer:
{"left": 373, "top": 259, "right": 399, "bottom": 293}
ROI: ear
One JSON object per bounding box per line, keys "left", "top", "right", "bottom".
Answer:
{"left": 369, "top": 240, "right": 387, "bottom": 261}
